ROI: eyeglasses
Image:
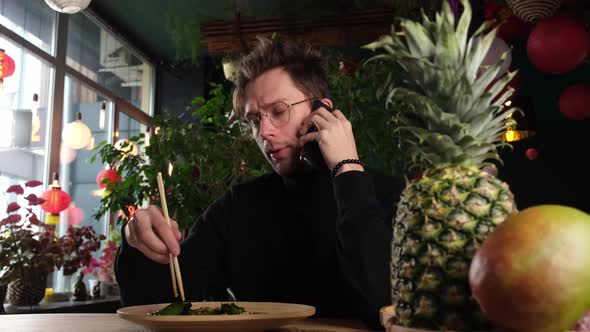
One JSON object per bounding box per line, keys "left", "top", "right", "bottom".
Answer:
{"left": 243, "top": 98, "right": 313, "bottom": 137}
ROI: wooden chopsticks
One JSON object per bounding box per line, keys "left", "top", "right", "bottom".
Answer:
{"left": 156, "top": 172, "right": 186, "bottom": 301}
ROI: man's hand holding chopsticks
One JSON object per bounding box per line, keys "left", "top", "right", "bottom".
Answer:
{"left": 125, "top": 205, "right": 183, "bottom": 264}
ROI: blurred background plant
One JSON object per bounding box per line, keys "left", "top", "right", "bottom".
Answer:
{"left": 91, "top": 82, "right": 269, "bottom": 231}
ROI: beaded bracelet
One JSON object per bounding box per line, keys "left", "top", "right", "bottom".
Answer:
{"left": 331, "top": 159, "right": 366, "bottom": 178}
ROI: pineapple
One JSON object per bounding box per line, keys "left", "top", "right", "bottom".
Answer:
{"left": 364, "top": 0, "right": 518, "bottom": 330}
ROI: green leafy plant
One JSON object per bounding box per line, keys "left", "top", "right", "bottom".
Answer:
{"left": 92, "top": 83, "right": 269, "bottom": 230}
{"left": 326, "top": 51, "right": 406, "bottom": 176}
{"left": 0, "top": 181, "right": 104, "bottom": 285}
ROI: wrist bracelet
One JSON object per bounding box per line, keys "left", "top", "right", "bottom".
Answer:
{"left": 331, "top": 159, "right": 366, "bottom": 178}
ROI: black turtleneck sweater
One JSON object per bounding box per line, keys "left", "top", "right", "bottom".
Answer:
{"left": 115, "top": 170, "right": 404, "bottom": 329}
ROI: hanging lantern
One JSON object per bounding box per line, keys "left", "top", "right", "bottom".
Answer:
{"left": 99, "top": 101, "right": 106, "bottom": 130}
{"left": 114, "top": 139, "right": 138, "bottom": 156}
{"left": 559, "top": 84, "right": 590, "bottom": 120}
{"left": 96, "top": 168, "right": 121, "bottom": 189}
{"left": 222, "top": 57, "right": 240, "bottom": 82}
{"left": 66, "top": 202, "right": 85, "bottom": 226}
{"left": 502, "top": 95, "right": 536, "bottom": 143}
{"left": 62, "top": 112, "right": 92, "bottom": 149}
{"left": 60, "top": 145, "right": 77, "bottom": 164}
{"left": 506, "top": 0, "right": 562, "bottom": 22}
{"left": 527, "top": 16, "right": 589, "bottom": 74}
{"left": 0, "top": 49, "right": 16, "bottom": 90}
{"left": 240, "top": 160, "right": 247, "bottom": 177}
{"left": 41, "top": 173, "right": 71, "bottom": 225}
{"left": 31, "top": 93, "right": 41, "bottom": 143}
{"left": 526, "top": 147, "right": 539, "bottom": 160}
{"left": 498, "top": 15, "right": 534, "bottom": 42}
{"left": 44, "top": 0, "right": 91, "bottom": 14}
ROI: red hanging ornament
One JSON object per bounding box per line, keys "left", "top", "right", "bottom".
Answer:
{"left": 41, "top": 173, "right": 71, "bottom": 225}
{"left": 0, "top": 49, "right": 16, "bottom": 90}
{"left": 498, "top": 15, "right": 534, "bottom": 42}
{"left": 240, "top": 161, "right": 247, "bottom": 177}
{"left": 191, "top": 166, "right": 200, "bottom": 178}
{"left": 96, "top": 168, "right": 121, "bottom": 189}
{"left": 527, "top": 16, "right": 589, "bottom": 74}
{"left": 526, "top": 148, "right": 539, "bottom": 160}
{"left": 66, "top": 202, "right": 85, "bottom": 226}
{"left": 559, "top": 84, "right": 590, "bottom": 120}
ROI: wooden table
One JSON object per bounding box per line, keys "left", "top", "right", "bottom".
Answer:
{"left": 0, "top": 314, "right": 379, "bottom": 332}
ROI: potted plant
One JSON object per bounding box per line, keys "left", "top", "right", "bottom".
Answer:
{"left": 83, "top": 226, "right": 121, "bottom": 297}
{"left": 0, "top": 181, "right": 105, "bottom": 306}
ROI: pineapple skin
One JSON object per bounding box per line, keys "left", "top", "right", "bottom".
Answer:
{"left": 391, "top": 166, "right": 516, "bottom": 331}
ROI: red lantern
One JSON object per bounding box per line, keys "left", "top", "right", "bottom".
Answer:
{"left": 527, "top": 17, "right": 589, "bottom": 74}
{"left": 0, "top": 49, "right": 16, "bottom": 79}
{"left": 526, "top": 148, "right": 538, "bottom": 160}
{"left": 498, "top": 15, "right": 533, "bottom": 42}
{"left": 559, "top": 84, "right": 590, "bottom": 120}
{"left": 41, "top": 173, "right": 71, "bottom": 225}
{"left": 66, "top": 203, "right": 85, "bottom": 226}
{"left": 96, "top": 169, "right": 121, "bottom": 189}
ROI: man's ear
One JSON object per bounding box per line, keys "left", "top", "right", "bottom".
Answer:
{"left": 320, "top": 98, "right": 334, "bottom": 110}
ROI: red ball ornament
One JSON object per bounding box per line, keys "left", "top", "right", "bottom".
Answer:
{"left": 525, "top": 148, "right": 538, "bottom": 160}
{"left": 559, "top": 84, "right": 590, "bottom": 120}
{"left": 498, "top": 15, "right": 533, "bottom": 42}
{"left": 527, "top": 17, "right": 590, "bottom": 74}
{"left": 96, "top": 169, "right": 121, "bottom": 189}
{"left": 0, "top": 49, "right": 16, "bottom": 79}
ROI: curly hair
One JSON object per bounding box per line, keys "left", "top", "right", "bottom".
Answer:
{"left": 232, "top": 35, "right": 331, "bottom": 117}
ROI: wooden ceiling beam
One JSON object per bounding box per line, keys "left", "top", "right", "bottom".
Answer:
{"left": 201, "top": 9, "right": 394, "bottom": 54}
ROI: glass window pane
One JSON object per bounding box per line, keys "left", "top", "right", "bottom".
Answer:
{"left": 0, "top": 0, "right": 57, "bottom": 55}
{"left": 55, "top": 75, "right": 113, "bottom": 292}
{"left": 0, "top": 34, "right": 53, "bottom": 189}
{"left": 66, "top": 13, "right": 153, "bottom": 114}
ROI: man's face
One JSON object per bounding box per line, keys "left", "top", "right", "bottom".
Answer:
{"left": 244, "top": 67, "right": 312, "bottom": 176}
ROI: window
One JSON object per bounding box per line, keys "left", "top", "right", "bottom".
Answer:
{"left": 55, "top": 76, "right": 113, "bottom": 292}
{"left": 0, "top": 34, "right": 53, "bottom": 191}
{"left": 1, "top": 3, "right": 155, "bottom": 294}
{"left": 0, "top": 0, "right": 56, "bottom": 54}
{"left": 67, "top": 13, "right": 153, "bottom": 114}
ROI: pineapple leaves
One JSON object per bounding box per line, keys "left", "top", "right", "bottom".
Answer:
{"left": 364, "top": 0, "right": 516, "bottom": 169}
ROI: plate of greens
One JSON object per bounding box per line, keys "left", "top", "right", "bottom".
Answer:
{"left": 117, "top": 301, "right": 315, "bottom": 331}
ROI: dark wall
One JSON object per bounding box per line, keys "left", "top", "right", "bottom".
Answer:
{"left": 155, "top": 56, "right": 226, "bottom": 119}
{"left": 498, "top": 42, "right": 590, "bottom": 214}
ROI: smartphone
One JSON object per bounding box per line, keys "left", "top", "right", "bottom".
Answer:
{"left": 298, "top": 100, "right": 334, "bottom": 171}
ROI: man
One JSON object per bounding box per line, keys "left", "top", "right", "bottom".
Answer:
{"left": 115, "top": 36, "right": 403, "bottom": 329}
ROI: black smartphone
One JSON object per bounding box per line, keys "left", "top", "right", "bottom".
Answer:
{"left": 298, "top": 100, "right": 333, "bottom": 171}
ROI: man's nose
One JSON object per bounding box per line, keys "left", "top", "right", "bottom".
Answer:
{"left": 258, "top": 115, "right": 275, "bottom": 139}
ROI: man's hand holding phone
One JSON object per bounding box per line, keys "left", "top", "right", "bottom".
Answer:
{"left": 298, "top": 100, "right": 364, "bottom": 176}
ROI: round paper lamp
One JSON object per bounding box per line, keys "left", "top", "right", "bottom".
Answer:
{"left": 506, "top": 0, "right": 562, "bottom": 22}
{"left": 527, "top": 17, "right": 589, "bottom": 74}
{"left": 41, "top": 173, "right": 71, "bottom": 225}
{"left": 96, "top": 169, "right": 121, "bottom": 189}
{"left": 44, "top": 0, "right": 91, "bottom": 14}
{"left": 115, "top": 139, "right": 138, "bottom": 156}
{"left": 62, "top": 112, "right": 92, "bottom": 149}
{"left": 559, "top": 84, "right": 590, "bottom": 120}
{"left": 60, "top": 145, "right": 77, "bottom": 164}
